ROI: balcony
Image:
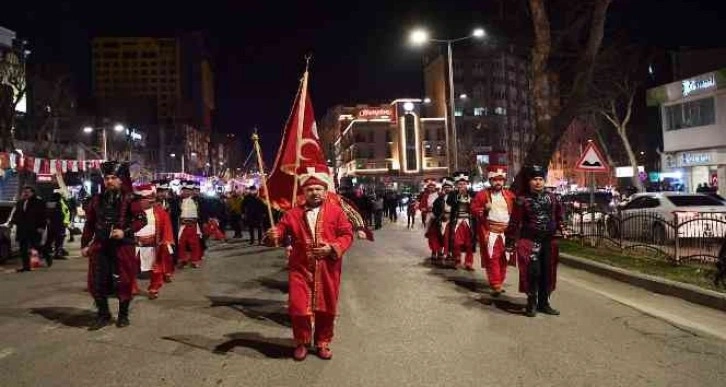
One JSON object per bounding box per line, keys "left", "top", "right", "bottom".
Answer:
{"left": 347, "top": 158, "right": 394, "bottom": 173}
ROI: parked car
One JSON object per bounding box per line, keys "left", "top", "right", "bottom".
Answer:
{"left": 607, "top": 192, "right": 726, "bottom": 244}
{"left": 0, "top": 200, "right": 17, "bottom": 263}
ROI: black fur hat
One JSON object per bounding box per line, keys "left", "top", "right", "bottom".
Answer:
{"left": 100, "top": 161, "right": 130, "bottom": 178}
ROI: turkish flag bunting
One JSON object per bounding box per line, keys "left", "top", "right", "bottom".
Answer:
{"left": 262, "top": 76, "right": 327, "bottom": 212}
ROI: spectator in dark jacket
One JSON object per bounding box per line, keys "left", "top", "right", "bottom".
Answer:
{"left": 243, "top": 186, "right": 269, "bottom": 245}
{"left": 11, "top": 186, "right": 47, "bottom": 272}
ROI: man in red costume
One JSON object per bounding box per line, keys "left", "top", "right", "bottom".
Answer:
{"left": 133, "top": 183, "right": 175, "bottom": 299}
{"left": 472, "top": 167, "right": 515, "bottom": 296}
{"left": 446, "top": 172, "right": 476, "bottom": 270}
{"left": 420, "top": 179, "right": 441, "bottom": 260}
{"left": 266, "top": 164, "right": 354, "bottom": 361}
{"left": 82, "top": 161, "right": 147, "bottom": 329}
{"left": 429, "top": 177, "right": 454, "bottom": 265}
{"left": 177, "top": 180, "right": 206, "bottom": 268}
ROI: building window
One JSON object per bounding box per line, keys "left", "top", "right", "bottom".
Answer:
{"left": 665, "top": 97, "right": 715, "bottom": 131}
{"left": 454, "top": 109, "right": 463, "bottom": 117}
{"left": 494, "top": 107, "right": 507, "bottom": 116}
{"left": 474, "top": 107, "right": 486, "bottom": 116}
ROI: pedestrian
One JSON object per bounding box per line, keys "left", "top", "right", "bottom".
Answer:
{"left": 81, "top": 161, "right": 147, "bottom": 329}
{"left": 506, "top": 165, "right": 569, "bottom": 317}
{"left": 43, "top": 190, "right": 70, "bottom": 262}
{"left": 10, "top": 186, "right": 47, "bottom": 272}
{"left": 243, "top": 185, "right": 268, "bottom": 245}
{"left": 265, "top": 163, "right": 354, "bottom": 361}
{"left": 373, "top": 195, "right": 384, "bottom": 229}
{"left": 155, "top": 180, "right": 180, "bottom": 267}
{"left": 407, "top": 196, "right": 418, "bottom": 230}
{"left": 472, "top": 167, "right": 516, "bottom": 296}
{"left": 133, "top": 183, "right": 175, "bottom": 299}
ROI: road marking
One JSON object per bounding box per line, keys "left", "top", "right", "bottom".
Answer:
{"left": 0, "top": 347, "right": 15, "bottom": 360}
{"left": 561, "top": 275, "right": 726, "bottom": 341}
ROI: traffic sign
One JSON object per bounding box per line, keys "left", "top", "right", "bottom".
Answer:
{"left": 574, "top": 142, "right": 609, "bottom": 172}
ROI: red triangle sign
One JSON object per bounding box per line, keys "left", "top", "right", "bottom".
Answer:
{"left": 575, "top": 142, "right": 609, "bottom": 172}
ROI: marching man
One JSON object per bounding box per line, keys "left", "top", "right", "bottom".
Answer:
{"left": 133, "top": 183, "right": 175, "bottom": 299}
{"left": 430, "top": 177, "right": 454, "bottom": 264}
{"left": 472, "top": 167, "right": 515, "bottom": 296}
{"left": 420, "top": 179, "right": 441, "bottom": 260}
{"left": 265, "top": 163, "right": 354, "bottom": 361}
{"left": 446, "top": 172, "right": 476, "bottom": 270}
{"left": 177, "top": 180, "right": 206, "bottom": 269}
{"left": 506, "top": 165, "right": 568, "bottom": 317}
{"left": 81, "top": 161, "right": 146, "bottom": 329}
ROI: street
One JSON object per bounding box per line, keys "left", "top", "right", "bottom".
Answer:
{"left": 1, "top": 219, "right": 726, "bottom": 387}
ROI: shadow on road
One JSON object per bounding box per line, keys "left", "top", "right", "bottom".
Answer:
{"left": 257, "top": 277, "right": 289, "bottom": 294}
{"left": 163, "top": 332, "right": 292, "bottom": 359}
{"left": 207, "top": 295, "right": 291, "bottom": 327}
{"left": 29, "top": 306, "right": 96, "bottom": 328}
{"left": 479, "top": 296, "right": 526, "bottom": 315}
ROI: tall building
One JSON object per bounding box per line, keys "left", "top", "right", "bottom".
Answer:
{"left": 329, "top": 99, "right": 448, "bottom": 191}
{"left": 91, "top": 34, "right": 214, "bottom": 172}
{"left": 423, "top": 43, "right": 535, "bottom": 180}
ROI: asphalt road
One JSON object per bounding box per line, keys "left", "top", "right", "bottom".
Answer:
{"left": 0, "top": 219, "right": 725, "bottom": 386}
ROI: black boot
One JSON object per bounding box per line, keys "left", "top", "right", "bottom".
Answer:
{"left": 537, "top": 294, "right": 560, "bottom": 315}
{"left": 89, "top": 298, "right": 112, "bottom": 331}
{"left": 116, "top": 301, "right": 130, "bottom": 328}
{"left": 525, "top": 295, "right": 537, "bottom": 317}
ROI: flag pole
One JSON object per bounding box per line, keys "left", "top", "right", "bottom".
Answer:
{"left": 291, "top": 55, "right": 311, "bottom": 207}
{"left": 251, "top": 130, "right": 276, "bottom": 238}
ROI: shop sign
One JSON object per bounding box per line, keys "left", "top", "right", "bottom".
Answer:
{"left": 682, "top": 74, "right": 716, "bottom": 96}
{"left": 358, "top": 107, "right": 394, "bottom": 121}
{"left": 680, "top": 152, "right": 712, "bottom": 166}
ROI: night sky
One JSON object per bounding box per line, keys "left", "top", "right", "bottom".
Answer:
{"left": 2, "top": 0, "right": 726, "bottom": 161}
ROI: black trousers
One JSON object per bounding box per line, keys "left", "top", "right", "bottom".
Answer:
{"left": 44, "top": 225, "right": 65, "bottom": 257}
{"left": 530, "top": 238, "right": 553, "bottom": 306}
{"left": 230, "top": 214, "right": 242, "bottom": 237}
{"left": 248, "top": 222, "right": 263, "bottom": 243}
{"left": 18, "top": 232, "right": 41, "bottom": 270}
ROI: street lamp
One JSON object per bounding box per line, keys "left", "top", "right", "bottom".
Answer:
{"left": 82, "top": 126, "right": 110, "bottom": 160}
{"left": 409, "top": 27, "right": 486, "bottom": 171}
{"left": 114, "top": 124, "right": 125, "bottom": 133}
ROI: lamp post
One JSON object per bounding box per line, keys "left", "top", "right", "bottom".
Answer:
{"left": 82, "top": 123, "right": 125, "bottom": 161}
{"left": 410, "top": 27, "right": 486, "bottom": 171}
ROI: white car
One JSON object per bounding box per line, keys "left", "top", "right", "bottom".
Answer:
{"left": 609, "top": 192, "right": 726, "bottom": 243}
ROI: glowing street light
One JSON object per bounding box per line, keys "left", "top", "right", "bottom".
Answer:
{"left": 170, "top": 153, "right": 176, "bottom": 158}
{"left": 459, "top": 94, "right": 468, "bottom": 100}
{"left": 114, "top": 123, "right": 125, "bottom": 133}
{"left": 409, "top": 29, "right": 429, "bottom": 46}
{"left": 423, "top": 97, "right": 432, "bottom": 104}
{"left": 83, "top": 126, "right": 93, "bottom": 134}
{"left": 407, "top": 26, "right": 487, "bottom": 171}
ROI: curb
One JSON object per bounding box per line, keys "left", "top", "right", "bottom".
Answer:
{"left": 559, "top": 253, "right": 726, "bottom": 312}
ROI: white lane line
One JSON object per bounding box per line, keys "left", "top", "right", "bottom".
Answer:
{"left": 561, "top": 275, "right": 726, "bottom": 342}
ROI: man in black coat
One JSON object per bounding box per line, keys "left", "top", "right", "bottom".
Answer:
{"left": 243, "top": 185, "right": 268, "bottom": 245}
{"left": 11, "top": 186, "right": 48, "bottom": 272}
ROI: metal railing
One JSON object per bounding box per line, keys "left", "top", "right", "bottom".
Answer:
{"left": 566, "top": 207, "right": 726, "bottom": 265}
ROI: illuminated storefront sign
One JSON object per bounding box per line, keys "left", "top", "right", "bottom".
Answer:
{"left": 680, "top": 152, "right": 712, "bottom": 166}
{"left": 358, "top": 107, "right": 394, "bottom": 121}
{"left": 682, "top": 74, "right": 716, "bottom": 96}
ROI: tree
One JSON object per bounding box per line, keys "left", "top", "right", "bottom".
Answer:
{"left": 523, "top": 0, "right": 612, "bottom": 174}
{"left": 0, "top": 50, "right": 27, "bottom": 151}
{"left": 587, "top": 44, "right": 653, "bottom": 192}
{"left": 29, "top": 69, "right": 75, "bottom": 158}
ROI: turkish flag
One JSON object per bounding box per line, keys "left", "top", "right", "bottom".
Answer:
{"left": 262, "top": 76, "right": 327, "bottom": 211}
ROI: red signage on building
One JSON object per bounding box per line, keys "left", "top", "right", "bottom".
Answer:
{"left": 357, "top": 107, "right": 394, "bottom": 121}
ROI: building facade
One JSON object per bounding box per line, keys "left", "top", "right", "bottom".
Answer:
{"left": 332, "top": 99, "right": 448, "bottom": 190}
{"left": 91, "top": 35, "right": 214, "bottom": 172}
{"left": 647, "top": 69, "right": 726, "bottom": 195}
{"left": 423, "top": 44, "right": 536, "bottom": 181}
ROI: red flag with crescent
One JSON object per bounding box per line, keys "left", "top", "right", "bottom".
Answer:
{"left": 262, "top": 79, "right": 326, "bottom": 211}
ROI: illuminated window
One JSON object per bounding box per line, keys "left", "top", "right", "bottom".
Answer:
{"left": 454, "top": 109, "right": 463, "bottom": 117}
{"left": 474, "top": 107, "right": 486, "bottom": 116}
